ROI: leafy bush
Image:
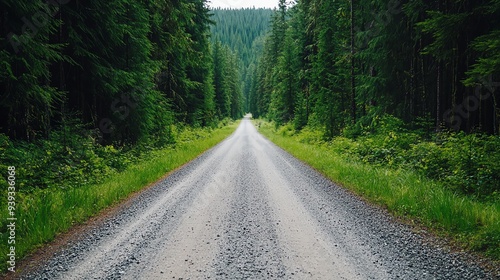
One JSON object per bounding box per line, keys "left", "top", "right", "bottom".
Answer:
{"left": 406, "top": 141, "right": 451, "bottom": 181}
{"left": 276, "top": 123, "right": 296, "bottom": 138}
{"left": 0, "top": 119, "right": 217, "bottom": 193}
{"left": 438, "top": 133, "right": 500, "bottom": 197}
{"left": 295, "top": 126, "right": 325, "bottom": 145}
{"left": 1, "top": 131, "right": 116, "bottom": 191}
{"left": 289, "top": 114, "right": 500, "bottom": 200}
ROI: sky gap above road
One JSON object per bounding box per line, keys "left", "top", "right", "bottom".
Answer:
{"left": 208, "top": 0, "right": 278, "bottom": 9}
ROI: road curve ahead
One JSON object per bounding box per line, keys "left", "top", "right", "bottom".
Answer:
{"left": 23, "top": 118, "right": 492, "bottom": 279}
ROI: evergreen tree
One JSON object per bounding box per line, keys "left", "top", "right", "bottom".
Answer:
{"left": 248, "top": 0, "right": 500, "bottom": 135}
{"left": 213, "top": 41, "right": 231, "bottom": 118}
{"left": 210, "top": 8, "right": 273, "bottom": 116}
{"left": 1, "top": 0, "right": 219, "bottom": 143}
{"left": 0, "top": 0, "right": 65, "bottom": 140}
{"left": 269, "top": 26, "right": 299, "bottom": 125}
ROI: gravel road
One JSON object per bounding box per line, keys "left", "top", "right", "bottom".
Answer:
{"left": 20, "top": 118, "right": 494, "bottom": 279}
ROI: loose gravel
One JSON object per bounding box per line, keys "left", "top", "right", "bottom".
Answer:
{"left": 19, "top": 119, "right": 495, "bottom": 279}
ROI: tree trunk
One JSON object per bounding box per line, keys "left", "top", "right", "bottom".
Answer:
{"left": 350, "top": 0, "right": 356, "bottom": 124}
{"left": 436, "top": 61, "right": 441, "bottom": 131}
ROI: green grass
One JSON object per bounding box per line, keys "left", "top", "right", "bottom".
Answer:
{"left": 0, "top": 121, "right": 239, "bottom": 273}
{"left": 256, "top": 120, "right": 500, "bottom": 261}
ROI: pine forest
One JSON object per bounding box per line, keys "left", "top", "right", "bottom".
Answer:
{"left": 1, "top": 0, "right": 500, "bottom": 271}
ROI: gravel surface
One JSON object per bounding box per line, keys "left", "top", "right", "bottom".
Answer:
{"left": 19, "top": 118, "right": 495, "bottom": 279}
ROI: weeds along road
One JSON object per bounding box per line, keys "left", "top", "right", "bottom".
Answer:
{"left": 23, "top": 118, "right": 492, "bottom": 279}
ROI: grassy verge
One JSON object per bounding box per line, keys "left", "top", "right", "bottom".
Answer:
{"left": 255, "top": 120, "right": 500, "bottom": 261}
{"left": 0, "top": 121, "right": 239, "bottom": 272}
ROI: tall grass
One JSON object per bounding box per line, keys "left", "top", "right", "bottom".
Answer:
{"left": 0, "top": 121, "right": 239, "bottom": 272}
{"left": 257, "top": 121, "right": 500, "bottom": 260}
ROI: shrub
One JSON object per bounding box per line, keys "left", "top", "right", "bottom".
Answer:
{"left": 283, "top": 114, "right": 500, "bottom": 199}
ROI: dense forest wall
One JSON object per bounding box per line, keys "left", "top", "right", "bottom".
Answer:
{"left": 210, "top": 8, "right": 273, "bottom": 112}
{"left": 250, "top": 0, "right": 500, "bottom": 137}
{"left": 0, "top": 0, "right": 229, "bottom": 144}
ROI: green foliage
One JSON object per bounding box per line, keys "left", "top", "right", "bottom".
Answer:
{"left": 1, "top": 0, "right": 219, "bottom": 144}
{"left": 0, "top": 118, "right": 177, "bottom": 193}
{"left": 210, "top": 8, "right": 273, "bottom": 68}
{"left": 250, "top": 0, "right": 500, "bottom": 136}
{"left": 251, "top": 0, "right": 500, "bottom": 197}
{"left": 465, "top": 30, "right": 500, "bottom": 85}
{"left": 282, "top": 114, "right": 500, "bottom": 200}
{"left": 250, "top": 3, "right": 291, "bottom": 119}
{"left": 212, "top": 40, "right": 243, "bottom": 119}
{"left": 210, "top": 8, "right": 273, "bottom": 114}
{"left": 0, "top": 0, "right": 67, "bottom": 140}
{"left": 269, "top": 26, "right": 300, "bottom": 125}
